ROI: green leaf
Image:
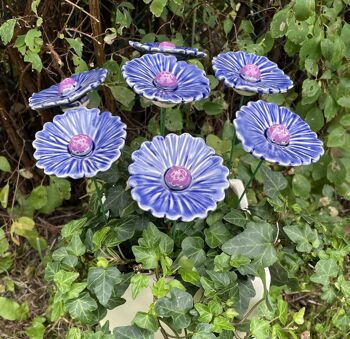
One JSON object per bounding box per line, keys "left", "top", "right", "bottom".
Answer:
{"left": 24, "top": 29, "right": 42, "bottom": 51}
{"left": 66, "top": 38, "right": 83, "bottom": 58}
{"left": 155, "top": 288, "right": 193, "bottom": 330}
{"left": 337, "top": 97, "right": 350, "bottom": 108}
{"left": 302, "top": 79, "right": 321, "bottom": 105}
{"left": 250, "top": 316, "right": 270, "bottom": 339}
{"left": 87, "top": 267, "right": 122, "bottom": 306}
{"left": 130, "top": 274, "right": 149, "bottom": 299}
{"left": 283, "top": 224, "right": 318, "bottom": 253}
{"left": 24, "top": 50, "right": 43, "bottom": 72}
{"left": 261, "top": 166, "right": 288, "bottom": 199}
{"left": 0, "top": 228, "right": 9, "bottom": 255}
{"left": 270, "top": 7, "right": 291, "bottom": 38}
{"left": 67, "top": 328, "right": 81, "bottom": 339}
{"left": 110, "top": 85, "right": 135, "bottom": 107}
{"left": 327, "top": 126, "right": 346, "bottom": 148}
{"left": 150, "top": 0, "right": 168, "bottom": 17}
{"left": 28, "top": 186, "right": 47, "bottom": 209}
{"left": 133, "top": 312, "right": 159, "bottom": 332}
{"left": 66, "top": 292, "right": 98, "bottom": 323}
{"left": 178, "top": 256, "right": 200, "bottom": 284}
{"left": 180, "top": 236, "right": 206, "bottom": 266}
{"left": 67, "top": 282, "right": 88, "bottom": 300}
{"left": 67, "top": 234, "right": 86, "bottom": 257}
{"left": 194, "top": 303, "right": 212, "bottom": 323}
{"left": 222, "top": 221, "right": 277, "bottom": 267}
{"left": 0, "top": 297, "right": 28, "bottom": 321}
{"left": 113, "top": 325, "right": 153, "bottom": 339}
{"left": 310, "top": 259, "right": 339, "bottom": 285}
{"left": 223, "top": 18, "right": 233, "bottom": 36}
{"left": 203, "top": 101, "right": 224, "bottom": 116}
{"left": 305, "top": 106, "right": 323, "bottom": 131}
{"left": 61, "top": 218, "right": 87, "bottom": 239}
{"left": 293, "top": 307, "right": 305, "bottom": 325}
{"left": 25, "top": 316, "right": 46, "bottom": 339}
{"left": 292, "top": 174, "right": 311, "bottom": 198}
{"left": 223, "top": 209, "right": 248, "bottom": 227}
{"left": 54, "top": 270, "right": 79, "bottom": 294}
{"left": 277, "top": 298, "right": 288, "bottom": 325}
{"left": 287, "top": 20, "right": 309, "bottom": 45}
{"left": 204, "top": 222, "right": 231, "bottom": 248}
{"left": 212, "top": 315, "right": 235, "bottom": 333}
{"left": 295, "top": 0, "right": 315, "bottom": 21}
{"left": 0, "top": 183, "right": 9, "bottom": 208}
{"left": 0, "top": 19, "right": 16, "bottom": 45}
{"left": 0, "top": 156, "right": 11, "bottom": 172}
{"left": 165, "top": 107, "right": 183, "bottom": 131}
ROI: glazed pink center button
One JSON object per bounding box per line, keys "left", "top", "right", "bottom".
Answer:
{"left": 266, "top": 124, "right": 290, "bottom": 146}
{"left": 159, "top": 41, "right": 176, "bottom": 49}
{"left": 68, "top": 134, "right": 93, "bottom": 156}
{"left": 59, "top": 77, "right": 77, "bottom": 94}
{"left": 154, "top": 71, "right": 178, "bottom": 90}
{"left": 164, "top": 166, "right": 192, "bottom": 191}
{"left": 240, "top": 64, "right": 261, "bottom": 82}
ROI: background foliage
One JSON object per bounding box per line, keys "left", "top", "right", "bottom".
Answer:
{"left": 0, "top": 0, "right": 349, "bottom": 338}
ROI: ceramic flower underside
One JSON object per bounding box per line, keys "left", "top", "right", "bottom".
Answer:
{"left": 129, "top": 40, "right": 207, "bottom": 60}
{"left": 122, "top": 53, "right": 210, "bottom": 108}
{"left": 234, "top": 100, "right": 324, "bottom": 166}
{"left": 128, "top": 133, "right": 229, "bottom": 222}
{"left": 212, "top": 51, "right": 293, "bottom": 96}
{"left": 29, "top": 68, "right": 108, "bottom": 110}
{"left": 33, "top": 107, "right": 127, "bottom": 179}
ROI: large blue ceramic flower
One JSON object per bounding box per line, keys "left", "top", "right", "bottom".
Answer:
{"left": 33, "top": 107, "right": 126, "bottom": 179}
{"left": 128, "top": 133, "right": 229, "bottom": 221}
{"left": 129, "top": 40, "right": 207, "bottom": 60}
{"left": 234, "top": 100, "right": 324, "bottom": 166}
{"left": 122, "top": 53, "right": 210, "bottom": 107}
{"left": 212, "top": 51, "right": 293, "bottom": 96}
{"left": 29, "top": 68, "right": 108, "bottom": 110}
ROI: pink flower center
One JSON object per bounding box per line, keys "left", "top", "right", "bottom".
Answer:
{"left": 266, "top": 124, "right": 290, "bottom": 146}
{"left": 240, "top": 64, "right": 261, "bottom": 82}
{"left": 68, "top": 134, "right": 93, "bottom": 156}
{"left": 154, "top": 71, "right": 178, "bottom": 90}
{"left": 164, "top": 166, "right": 192, "bottom": 191}
{"left": 58, "top": 77, "right": 77, "bottom": 94}
{"left": 159, "top": 41, "right": 176, "bottom": 49}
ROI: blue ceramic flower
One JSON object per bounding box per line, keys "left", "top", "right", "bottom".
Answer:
{"left": 234, "top": 100, "right": 324, "bottom": 166}
{"left": 33, "top": 107, "right": 126, "bottom": 179}
{"left": 122, "top": 53, "right": 210, "bottom": 107}
{"left": 129, "top": 40, "right": 207, "bottom": 60}
{"left": 128, "top": 133, "right": 229, "bottom": 221}
{"left": 29, "top": 68, "right": 108, "bottom": 110}
{"left": 212, "top": 51, "right": 293, "bottom": 96}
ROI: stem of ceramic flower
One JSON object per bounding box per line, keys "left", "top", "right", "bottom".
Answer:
{"left": 160, "top": 107, "right": 166, "bottom": 136}
{"left": 236, "top": 158, "right": 264, "bottom": 209}
{"left": 228, "top": 96, "right": 245, "bottom": 169}
{"left": 92, "top": 177, "right": 107, "bottom": 223}
{"left": 191, "top": 1, "right": 198, "bottom": 46}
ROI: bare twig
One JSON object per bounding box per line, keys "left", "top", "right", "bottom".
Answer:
{"left": 64, "top": 0, "right": 100, "bottom": 23}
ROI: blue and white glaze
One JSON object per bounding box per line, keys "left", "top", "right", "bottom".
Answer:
{"left": 129, "top": 41, "right": 207, "bottom": 60}
{"left": 29, "top": 68, "right": 108, "bottom": 110}
{"left": 234, "top": 100, "right": 324, "bottom": 166}
{"left": 33, "top": 107, "right": 127, "bottom": 179}
{"left": 212, "top": 51, "right": 293, "bottom": 95}
{"left": 128, "top": 133, "right": 229, "bottom": 222}
{"left": 122, "top": 53, "right": 210, "bottom": 107}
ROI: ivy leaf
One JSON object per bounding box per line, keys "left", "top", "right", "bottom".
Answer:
{"left": 150, "top": 0, "right": 168, "bottom": 17}
{"left": 261, "top": 166, "right": 288, "bottom": 199}
{"left": 277, "top": 298, "right": 288, "bottom": 325}
{"left": 0, "top": 19, "right": 16, "bottom": 45}
{"left": 87, "top": 267, "right": 122, "bottom": 306}
{"left": 223, "top": 209, "right": 248, "bottom": 227}
{"left": 178, "top": 256, "right": 200, "bottom": 284}
{"left": 61, "top": 218, "right": 87, "bottom": 239}
{"left": 133, "top": 312, "right": 159, "bottom": 332}
{"left": 293, "top": 307, "right": 305, "bottom": 325}
{"left": 104, "top": 185, "right": 131, "bottom": 217}
{"left": 0, "top": 297, "right": 28, "bottom": 321}
{"left": 0, "top": 156, "right": 11, "bottom": 172}
{"left": 54, "top": 270, "right": 79, "bottom": 294}
{"left": 66, "top": 292, "right": 98, "bottom": 323}
{"left": 204, "top": 222, "right": 231, "bottom": 248}
{"left": 113, "top": 325, "right": 153, "bottom": 339}
{"left": 25, "top": 316, "right": 46, "bottom": 339}
{"left": 250, "top": 316, "right": 271, "bottom": 339}
{"left": 283, "top": 224, "right": 318, "bottom": 253}
{"left": 292, "top": 174, "right": 311, "bottom": 197}
{"left": 130, "top": 274, "right": 149, "bottom": 299}
{"left": 27, "top": 186, "right": 47, "bottom": 210}
{"left": 180, "top": 236, "right": 206, "bottom": 267}
{"left": 155, "top": 288, "right": 193, "bottom": 330}
{"left": 66, "top": 234, "right": 86, "bottom": 257}
{"left": 0, "top": 183, "right": 9, "bottom": 209}
{"left": 222, "top": 221, "right": 277, "bottom": 267}
{"left": 310, "top": 259, "right": 339, "bottom": 286}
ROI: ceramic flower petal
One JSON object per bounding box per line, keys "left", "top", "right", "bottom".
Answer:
{"left": 129, "top": 40, "right": 207, "bottom": 60}
{"left": 234, "top": 100, "right": 324, "bottom": 166}
{"left": 128, "top": 133, "right": 229, "bottom": 222}
{"left": 33, "top": 107, "right": 127, "bottom": 179}
{"left": 212, "top": 51, "right": 293, "bottom": 95}
{"left": 29, "top": 68, "right": 108, "bottom": 110}
{"left": 122, "top": 53, "right": 210, "bottom": 107}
